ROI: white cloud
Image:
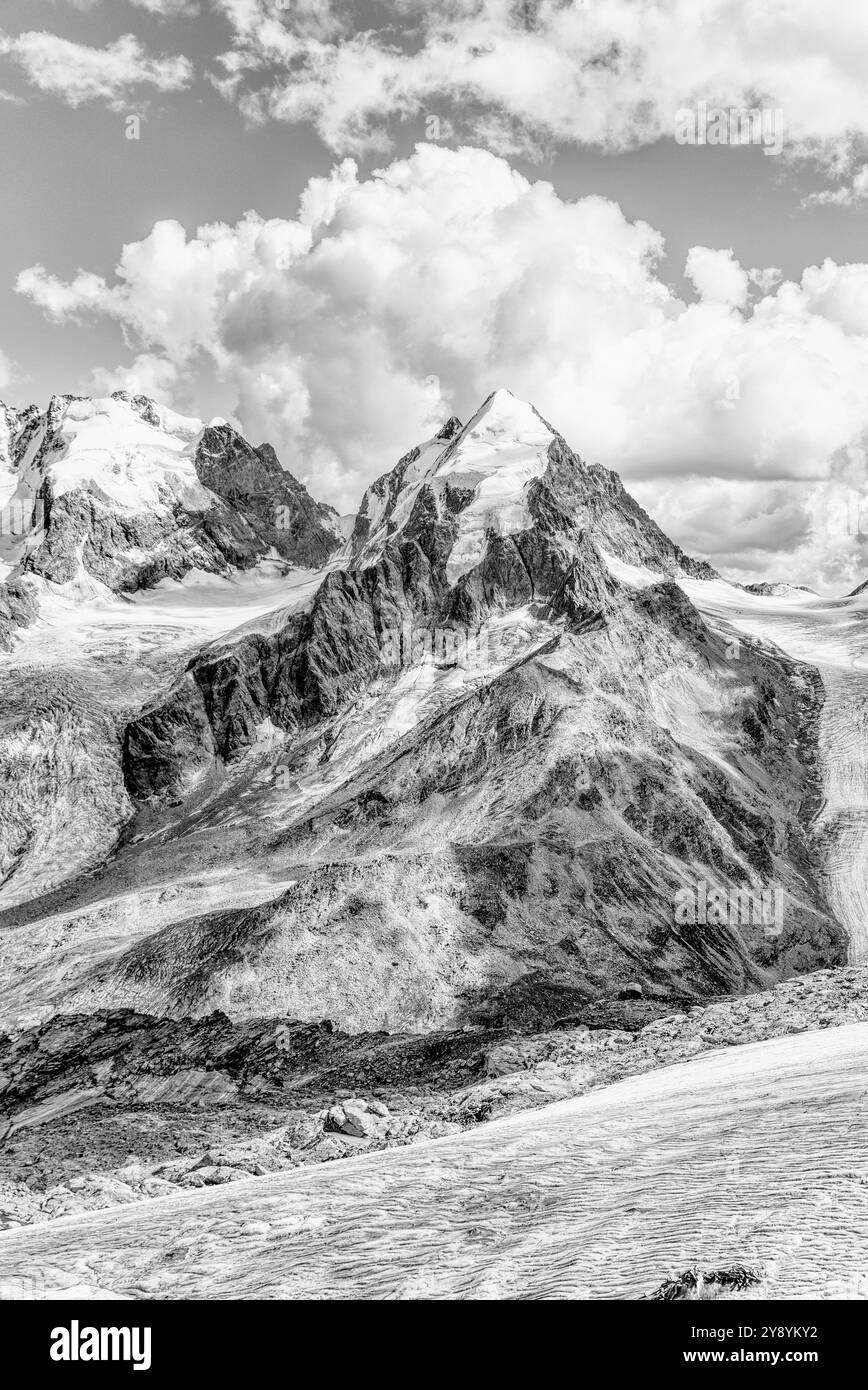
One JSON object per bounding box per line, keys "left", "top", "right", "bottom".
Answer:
{"left": 748, "top": 266, "right": 783, "bottom": 294}
{"left": 211, "top": 0, "right": 868, "bottom": 173}
{"left": 130, "top": 0, "right": 200, "bottom": 16}
{"left": 0, "top": 31, "right": 192, "bottom": 109}
{"left": 14, "top": 143, "right": 868, "bottom": 590}
{"left": 16, "top": 266, "right": 115, "bottom": 321}
{"left": 89, "top": 352, "right": 183, "bottom": 403}
{"left": 804, "top": 165, "right": 868, "bottom": 207}
{"left": 56, "top": 0, "right": 199, "bottom": 12}
{"left": 632, "top": 475, "right": 866, "bottom": 593}
{"left": 685, "top": 247, "right": 750, "bottom": 308}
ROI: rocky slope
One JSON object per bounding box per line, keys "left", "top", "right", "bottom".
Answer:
{"left": 123, "top": 391, "right": 716, "bottom": 800}
{"left": 0, "top": 389, "right": 852, "bottom": 1038}
{"left": 0, "top": 384, "right": 866, "bottom": 1301}
{"left": 0, "top": 391, "right": 343, "bottom": 904}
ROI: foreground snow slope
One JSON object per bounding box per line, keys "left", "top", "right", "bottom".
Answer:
{"left": 1, "top": 1021, "right": 865, "bottom": 1300}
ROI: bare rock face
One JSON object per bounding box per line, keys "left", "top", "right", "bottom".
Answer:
{"left": 0, "top": 579, "right": 39, "bottom": 653}
{"left": 192, "top": 424, "right": 340, "bottom": 570}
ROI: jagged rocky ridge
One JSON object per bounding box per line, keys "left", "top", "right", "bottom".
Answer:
{"left": 0, "top": 385, "right": 863, "bottom": 1294}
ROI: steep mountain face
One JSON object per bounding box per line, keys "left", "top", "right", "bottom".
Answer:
{"left": 0, "top": 388, "right": 857, "bottom": 1044}
{"left": 0, "top": 392, "right": 340, "bottom": 649}
{"left": 192, "top": 424, "right": 340, "bottom": 570}
{"left": 1, "top": 386, "right": 865, "bottom": 1301}
{"left": 0, "top": 404, "right": 23, "bottom": 471}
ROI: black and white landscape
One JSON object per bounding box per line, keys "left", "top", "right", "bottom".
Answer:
{"left": 0, "top": 385, "right": 865, "bottom": 1302}
{"left": 0, "top": 1, "right": 867, "bottom": 1311}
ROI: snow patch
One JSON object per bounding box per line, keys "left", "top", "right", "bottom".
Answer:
{"left": 40, "top": 396, "right": 211, "bottom": 514}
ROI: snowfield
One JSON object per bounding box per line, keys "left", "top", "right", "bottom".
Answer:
{"left": 12, "top": 395, "right": 214, "bottom": 519}
{"left": 0, "top": 1021, "right": 865, "bottom": 1300}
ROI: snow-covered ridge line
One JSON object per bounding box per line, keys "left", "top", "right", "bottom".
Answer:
{"left": 2, "top": 392, "right": 232, "bottom": 523}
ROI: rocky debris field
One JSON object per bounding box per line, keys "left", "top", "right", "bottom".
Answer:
{"left": 1, "top": 964, "right": 865, "bottom": 1230}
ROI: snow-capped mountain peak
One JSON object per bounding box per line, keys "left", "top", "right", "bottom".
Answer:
{"left": 350, "top": 388, "right": 555, "bottom": 576}
{"left": 432, "top": 389, "right": 555, "bottom": 581}
{"left": 349, "top": 386, "right": 710, "bottom": 589}
{"left": 448, "top": 386, "right": 550, "bottom": 444}
{"left": 0, "top": 380, "right": 861, "bottom": 1088}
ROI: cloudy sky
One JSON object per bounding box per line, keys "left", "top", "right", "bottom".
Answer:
{"left": 3, "top": 1, "right": 868, "bottom": 590}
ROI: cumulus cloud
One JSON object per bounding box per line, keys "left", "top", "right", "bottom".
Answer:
{"left": 89, "top": 353, "right": 184, "bottom": 404}
{"left": 685, "top": 247, "right": 750, "bottom": 309}
{"left": 211, "top": 0, "right": 868, "bottom": 176}
{"left": 632, "top": 475, "right": 867, "bottom": 594}
{"left": 15, "top": 266, "right": 116, "bottom": 320}
{"left": 0, "top": 31, "right": 192, "bottom": 108}
{"left": 14, "top": 144, "right": 868, "bottom": 590}
{"left": 748, "top": 266, "right": 783, "bottom": 295}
